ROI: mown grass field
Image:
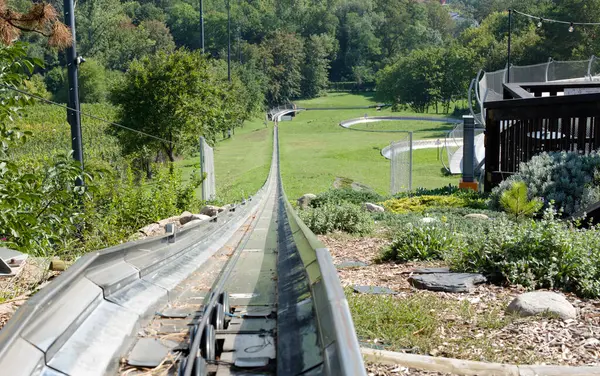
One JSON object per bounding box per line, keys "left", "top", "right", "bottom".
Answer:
{"left": 176, "top": 117, "right": 273, "bottom": 205}
{"left": 279, "top": 94, "right": 458, "bottom": 200}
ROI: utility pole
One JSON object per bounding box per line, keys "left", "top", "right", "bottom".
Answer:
{"left": 63, "top": 0, "right": 84, "bottom": 186}
{"left": 200, "top": 0, "right": 205, "bottom": 53}
{"left": 227, "top": 0, "right": 231, "bottom": 82}
{"left": 507, "top": 9, "right": 512, "bottom": 83}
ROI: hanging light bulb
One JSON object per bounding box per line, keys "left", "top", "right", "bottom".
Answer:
{"left": 569, "top": 22, "right": 575, "bottom": 32}
{"left": 537, "top": 18, "right": 543, "bottom": 28}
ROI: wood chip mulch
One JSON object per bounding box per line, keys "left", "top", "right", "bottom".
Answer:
{"left": 320, "top": 233, "right": 600, "bottom": 368}
{"left": 0, "top": 258, "right": 58, "bottom": 331}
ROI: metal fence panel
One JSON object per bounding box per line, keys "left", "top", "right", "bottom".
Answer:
{"left": 390, "top": 132, "right": 412, "bottom": 195}
{"left": 199, "top": 137, "right": 216, "bottom": 201}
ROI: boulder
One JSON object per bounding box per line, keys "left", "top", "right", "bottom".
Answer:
{"left": 139, "top": 223, "right": 165, "bottom": 237}
{"left": 192, "top": 214, "right": 211, "bottom": 221}
{"left": 408, "top": 273, "right": 487, "bottom": 293}
{"left": 200, "top": 205, "right": 223, "bottom": 217}
{"left": 179, "top": 211, "right": 195, "bottom": 225}
{"left": 421, "top": 217, "right": 438, "bottom": 224}
{"left": 297, "top": 194, "right": 317, "bottom": 209}
{"left": 158, "top": 216, "right": 180, "bottom": 227}
{"left": 363, "top": 202, "right": 385, "bottom": 213}
{"left": 506, "top": 291, "right": 576, "bottom": 320}
{"left": 464, "top": 213, "right": 489, "bottom": 220}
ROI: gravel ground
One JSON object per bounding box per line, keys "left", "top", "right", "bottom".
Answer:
{"left": 320, "top": 233, "right": 600, "bottom": 367}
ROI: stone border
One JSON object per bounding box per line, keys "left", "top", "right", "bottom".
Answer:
{"left": 362, "top": 347, "right": 600, "bottom": 375}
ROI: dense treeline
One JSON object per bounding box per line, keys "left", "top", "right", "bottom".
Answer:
{"left": 10, "top": 0, "right": 600, "bottom": 114}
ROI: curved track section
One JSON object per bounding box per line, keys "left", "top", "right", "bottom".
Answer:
{"left": 339, "top": 115, "right": 460, "bottom": 133}
{"left": 0, "top": 126, "right": 364, "bottom": 375}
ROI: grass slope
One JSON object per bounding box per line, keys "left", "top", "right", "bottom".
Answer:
{"left": 279, "top": 94, "right": 457, "bottom": 199}
{"left": 176, "top": 117, "right": 273, "bottom": 204}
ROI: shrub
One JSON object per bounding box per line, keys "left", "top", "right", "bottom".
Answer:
{"left": 499, "top": 181, "right": 543, "bottom": 219}
{"left": 450, "top": 208, "right": 600, "bottom": 298}
{"left": 309, "top": 188, "right": 385, "bottom": 208}
{"left": 298, "top": 202, "right": 374, "bottom": 235}
{"left": 380, "top": 224, "right": 460, "bottom": 262}
{"left": 381, "top": 194, "right": 486, "bottom": 213}
{"left": 489, "top": 151, "right": 600, "bottom": 216}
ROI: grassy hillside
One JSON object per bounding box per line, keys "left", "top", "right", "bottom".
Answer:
{"left": 278, "top": 97, "right": 457, "bottom": 199}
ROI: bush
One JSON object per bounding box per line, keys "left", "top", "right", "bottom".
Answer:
{"left": 450, "top": 208, "right": 600, "bottom": 298}
{"left": 382, "top": 194, "right": 486, "bottom": 213}
{"left": 309, "top": 188, "right": 385, "bottom": 208}
{"left": 499, "top": 181, "right": 543, "bottom": 219}
{"left": 298, "top": 202, "right": 374, "bottom": 235}
{"left": 380, "top": 224, "right": 459, "bottom": 262}
{"left": 489, "top": 151, "right": 600, "bottom": 216}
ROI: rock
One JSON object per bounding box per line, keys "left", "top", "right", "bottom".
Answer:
{"left": 506, "top": 291, "right": 576, "bottom": 320}
{"left": 421, "top": 217, "right": 437, "bottom": 223}
{"left": 408, "top": 273, "right": 487, "bottom": 293}
{"left": 200, "top": 205, "right": 223, "bottom": 217}
{"left": 464, "top": 213, "right": 489, "bottom": 220}
{"left": 297, "top": 194, "right": 316, "bottom": 209}
{"left": 363, "top": 202, "right": 384, "bottom": 213}
{"left": 49, "top": 259, "right": 66, "bottom": 272}
{"left": 411, "top": 267, "right": 450, "bottom": 274}
{"left": 139, "top": 223, "right": 165, "bottom": 237}
{"left": 192, "top": 214, "right": 211, "bottom": 221}
{"left": 158, "top": 216, "right": 180, "bottom": 227}
{"left": 179, "top": 211, "right": 194, "bottom": 225}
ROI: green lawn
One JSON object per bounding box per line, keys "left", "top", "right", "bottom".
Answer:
{"left": 178, "top": 93, "right": 459, "bottom": 203}
{"left": 279, "top": 95, "right": 457, "bottom": 199}
{"left": 175, "top": 117, "right": 273, "bottom": 204}
{"left": 349, "top": 120, "right": 455, "bottom": 140}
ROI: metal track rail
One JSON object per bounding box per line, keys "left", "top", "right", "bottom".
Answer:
{"left": 0, "top": 124, "right": 365, "bottom": 376}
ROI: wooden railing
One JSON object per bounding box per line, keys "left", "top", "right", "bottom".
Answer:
{"left": 484, "top": 89, "right": 600, "bottom": 191}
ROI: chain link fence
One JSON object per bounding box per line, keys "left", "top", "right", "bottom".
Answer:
{"left": 390, "top": 132, "right": 413, "bottom": 195}
{"left": 199, "top": 136, "right": 216, "bottom": 201}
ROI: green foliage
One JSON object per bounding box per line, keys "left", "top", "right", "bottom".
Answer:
{"left": 309, "top": 188, "right": 385, "bottom": 208}
{"left": 298, "top": 202, "right": 374, "bottom": 235}
{"left": 499, "top": 181, "right": 543, "bottom": 219}
{"left": 450, "top": 209, "right": 600, "bottom": 298}
{"left": 78, "top": 59, "right": 108, "bottom": 103}
{"left": 380, "top": 224, "right": 458, "bottom": 262}
{"left": 376, "top": 45, "right": 477, "bottom": 113}
{"left": 302, "top": 34, "right": 336, "bottom": 98}
{"left": 382, "top": 195, "right": 486, "bottom": 214}
{"left": 22, "top": 74, "right": 50, "bottom": 100}
{"left": 82, "top": 166, "right": 202, "bottom": 252}
{"left": 489, "top": 151, "right": 600, "bottom": 216}
{"left": 110, "top": 50, "right": 247, "bottom": 161}
{"left": 263, "top": 31, "right": 305, "bottom": 104}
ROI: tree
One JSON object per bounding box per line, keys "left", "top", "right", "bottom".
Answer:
{"left": 110, "top": 49, "right": 244, "bottom": 162}
{"left": 302, "top": 34, "right": 336, "bottom": 98}
{"left": 262, "top": 31, "right": 305, "bottom": 104}
{"left": 376, "top": 47, "right": 444, "bottom": 113}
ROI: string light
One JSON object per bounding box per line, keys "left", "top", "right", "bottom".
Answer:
{"left": 512, "top": 9, "right": 600, "bottom": 30}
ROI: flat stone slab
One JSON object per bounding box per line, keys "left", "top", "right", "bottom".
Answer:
{"left": 408, "top": 273, "right": 486, "bottom": 293}
{"left": 127, "top": 338, "right": 178, "bottom": 367}
{"left": 411, "top": 267, "right": 450, "bottom": 274}
{"left": 353, "top": 285, "right": 396, "bottom": 295}
{"left": 336, "top": 261, "right": 369, "bottom": 269}
{"left": 507, "top": 291, "right": 577, "bottom": 320}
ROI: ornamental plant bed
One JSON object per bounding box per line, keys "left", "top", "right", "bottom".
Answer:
{"left": 320, "top": 233, "right": 600, "bottom": 367}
